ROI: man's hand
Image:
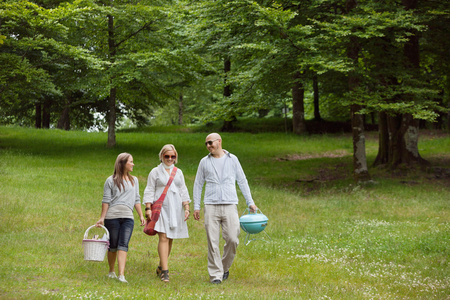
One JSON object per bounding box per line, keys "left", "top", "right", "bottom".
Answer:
{"left": 249, "top": 205, "right": 258, "bottom": 213}
{"left": 194, "top": 210, "right": 201, "bottom": 221}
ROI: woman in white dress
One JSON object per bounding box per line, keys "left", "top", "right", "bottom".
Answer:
{"left": 143, "top": 144, "right": 191, "bottom": 282}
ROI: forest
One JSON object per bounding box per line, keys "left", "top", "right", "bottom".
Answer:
{"left": 1, "top": 0, "right": 449, "bottom": 180}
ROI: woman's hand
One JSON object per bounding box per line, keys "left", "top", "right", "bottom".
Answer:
{"left": 184, "top": 209, "right": 190, "bottom": 221}
{"left": 95, "top": 218, "right": 104, "bottom": 227}
{"left": 145, "top": 210, "right": 152, "bottom": 221}
{"left": 145, "top": 205, "right": 152, "bottom": 220}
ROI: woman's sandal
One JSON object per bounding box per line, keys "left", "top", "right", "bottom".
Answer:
{"left": 160, "top": 270, "right": 169, "bottom": 282}
{"left": 156, "top": 266, "right": 162, "bottom": 277}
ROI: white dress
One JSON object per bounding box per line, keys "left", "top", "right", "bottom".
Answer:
{"left": 143, "top": 164, "right": 190, "bottom": 239}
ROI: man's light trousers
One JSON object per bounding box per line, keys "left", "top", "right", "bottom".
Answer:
{"left": 204, "top": 204, "right": 240, "bottom": 282}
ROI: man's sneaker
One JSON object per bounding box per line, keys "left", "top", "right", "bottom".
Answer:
{"left": 211, "top": 279, "right": 222, "bottom": 284}
{"left": 118, "top": 275, "right": 128, "bottom": 283}
{"left": 107, "top": 272, "right": 117, "bottom": 279}
{"left": 223, "top": 271, "right": 229, "bottom": 281}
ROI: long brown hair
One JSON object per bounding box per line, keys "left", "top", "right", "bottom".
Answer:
{"left": 113, "top": 152, "right": 134, "bottom": 191}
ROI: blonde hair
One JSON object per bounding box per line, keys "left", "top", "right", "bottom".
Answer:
{"left": 159, "top": 144, "right": 178, "bottom": 164}
{"left": 113, "top": 152, "right": 134, "bottom": 191}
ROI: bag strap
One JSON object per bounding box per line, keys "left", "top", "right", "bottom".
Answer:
{"left": 153, "top": 167, "right": 178, "bottom": 206}
{"left": 146, "top": 167, "right": 177, "bottom": 224}
{"left": 161, "top": 167, "right": 177, "bottom": 196}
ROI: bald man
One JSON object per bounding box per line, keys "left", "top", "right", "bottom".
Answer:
{"left": 193, "top": 133, "right": 257, "bottom": 284}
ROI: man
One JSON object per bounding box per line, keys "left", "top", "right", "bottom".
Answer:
{"left": 193, "top": 133, "right": 258, "bottom": 284}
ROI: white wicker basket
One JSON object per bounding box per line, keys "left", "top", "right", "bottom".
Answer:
{"left": 82, "top": 225, "right": 109, "bottom": 262}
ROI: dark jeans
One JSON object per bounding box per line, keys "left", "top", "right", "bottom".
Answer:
{"left": 104, "top": 218, "right": 134, "bottom": 252}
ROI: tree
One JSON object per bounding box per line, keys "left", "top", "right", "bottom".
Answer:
{"left": 70, "top": 0, "right": 172, "bottom": 146}
{"left": 2, "top": 0, "right": 205, "bottom": 141}
{"left": 292, "top": 71, "right": 306, "bottom": 134}
{"left": 188, "top": 1, "right": 257, "bottom": 129}
{"left": 62, "top": 0, "right": 203, "bottom": 144}
{"left": 189, "top": 0, "right": 312, "bottom": 133}
{"left": 312, "top": 73, "right": 322, "bottom": 121}
{"left": 0, "top": 0, "right": 101, "bottom": 128}
{"left": 377, "top": 0, "right": 429, "bottom": 167}
{"left": 310, "top": 0, "right": 444, "bottom": 173}
{"left": 345, "top": 0, "right": 371, "bottom": 181}
{"left": 358, "top": 0, "right": 443, "bottom": 167}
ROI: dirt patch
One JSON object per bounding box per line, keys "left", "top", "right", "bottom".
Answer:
{"left": 419, "top": 130, "right": 450, "bottom": 140}
{"left": 375, "top": 154, "right": 450, "bottom": 182}
{"left": 295, "top": 163, "right": 351, "bottom": 183}
{"left": 291, "top": 154, "right": 450, "bottom": 194}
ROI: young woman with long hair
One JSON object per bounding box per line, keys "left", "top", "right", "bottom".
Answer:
{"left": 96, "top": 153, "right": 145, "bottom": 283}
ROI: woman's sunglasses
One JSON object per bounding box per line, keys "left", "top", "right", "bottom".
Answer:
{"left": 164, "top": 155, "right": 176, "bottom": 160}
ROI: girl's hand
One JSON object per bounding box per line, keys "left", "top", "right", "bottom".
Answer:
{"left": 95, "top": 218, "right": 104, "bottom": 227}
{"left": 184, "top": 209, "right": 190, "bottom": 221}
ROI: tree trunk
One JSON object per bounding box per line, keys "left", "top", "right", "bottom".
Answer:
{"left": 223, "top": 58, "right": 231, "bottom": 98}
{"left": 351, "top": 104, "right": 371, "bottom": 181}
{"left": 283, "top": 100, "right": 288, "bottom": 134}
{"left": 384, "top": 113, "right": 429, "bottom": 167}
{"left": 347, "top": 30, "right": 371, "bottom": 181}
{"left": 42, "top": 99, "right": 51, "bottom": 128}
{"left": 107, "top": 87, "right": 117, "bottom": 147}
{"left": 57, "top": 97, "right": 71, "bottom": 130}
{"left": 399, "top": 113, "right": 429, "bottom": 165}
{"left": 448, "top": 90, "right": 450, "bottom": 133}
{"left": 35, "top": 103, "right": 42, "bottom": 128}
{"left": 178, "top": 93, "right": 183, "bottom": 125}
{"left": 373, "top": 111, "right": 389, "bottom": 166}
{"left": 370, "top": 112, "right": 375, "bottom": 124}
{"left": 386, "top": 114, "right": 400, "bottom": 166}
{"left": 221, "top": 57, "right": 236, "bottom": 131}
{"left": 258, "top": 109, "right": 269, "bottom": 118}
{"left": 313, "top": 73, "right": 321, "bottom": 121}
{"left": 292, "top": 71, "right": 306, "bottom": 134}
{"left": 393, "top": 0, "right": 429, "bottom": 166}
{"left": 107, "top": 14, "right": 117, "bottom": 147}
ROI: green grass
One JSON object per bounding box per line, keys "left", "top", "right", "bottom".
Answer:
{"left": 0, "top": 126, "right": 449, "bottom": 299}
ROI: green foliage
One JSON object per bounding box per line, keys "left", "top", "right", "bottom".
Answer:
{"left": 181, "top": 0, "right": 446, "bottom": 126}
{"left": 0, "top": 0, "right": 448, "bottom": 131}
{"left": 0, "top": 0, "right": 106, "bottom": 127}
{"left": 1, "top": 0, "right": 207, "bottom": 130}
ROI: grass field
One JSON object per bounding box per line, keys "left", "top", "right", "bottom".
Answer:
{"left": 0, "top": 126, "right": 449, "bottom": 299}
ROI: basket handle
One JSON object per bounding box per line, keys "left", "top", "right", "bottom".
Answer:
{"left": 84, "top": 225, "right": 110, "bottom": 240}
